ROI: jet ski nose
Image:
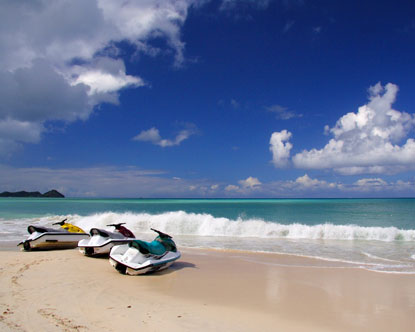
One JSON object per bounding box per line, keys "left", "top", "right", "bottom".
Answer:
{"left": 115, "top": 263, "right": 127, "bottom": 274}
{"left": 84, "top": 247, "right": 95, "bottom": 256}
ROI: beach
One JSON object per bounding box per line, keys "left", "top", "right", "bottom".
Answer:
{"left": 1, "top": 246, "right": 414, "bottom": 332}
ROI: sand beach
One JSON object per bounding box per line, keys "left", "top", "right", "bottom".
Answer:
{"left": 1, "top": 245, "right": 414, "bottom": 332}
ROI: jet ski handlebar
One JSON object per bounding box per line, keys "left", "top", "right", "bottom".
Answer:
{"left": 107, "top": 223, "right": 126, "bottom": 229}
{"left": 52, "top": 218, "right": 68, "bottom": 226}
{"left": 151, "top": 228, "right": 172, "bottom": 239}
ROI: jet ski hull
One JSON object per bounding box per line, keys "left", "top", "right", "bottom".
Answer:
{"left": 18, "top": 231, "right": 89, "bottom": 251}
{"left": 78, "top": 228, "right": 135, "bottom": 256}
{"left": 109, "top": 244, "right": 181, "bottom": 275}
{"left": 78, "top": 238, "right": 134, "bottom": 256}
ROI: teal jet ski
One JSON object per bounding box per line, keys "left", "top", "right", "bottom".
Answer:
{"left": 109, "top": 228, "right": 181, "bottom": 275}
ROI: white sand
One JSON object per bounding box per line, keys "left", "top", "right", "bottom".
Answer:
{"left": 0, "top": 247, "right": 414, "bottom": 331}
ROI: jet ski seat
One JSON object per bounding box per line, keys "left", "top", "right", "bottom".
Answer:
{"left": 28, "top": 225, "right": 67, "bottom": 234}
{"left": 129, "top": 239, "right": 166, "bottom": 256}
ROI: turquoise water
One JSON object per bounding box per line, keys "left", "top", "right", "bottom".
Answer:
{"left": 1, "top": 198, "right": 414, "bottom": 273}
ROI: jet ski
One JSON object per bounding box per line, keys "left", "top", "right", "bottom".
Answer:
{"left": 18, "top": 219, "right": 89, "bottom": 251}
{"left": 78, "top": 223, "right": 136, "bottom": 256}
{"left": 109, "top": 228, "right": 181, "bottom": 275}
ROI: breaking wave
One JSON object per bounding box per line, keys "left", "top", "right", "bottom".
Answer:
{"left": 58, "top": 211, "right": 415, "bottom": 242}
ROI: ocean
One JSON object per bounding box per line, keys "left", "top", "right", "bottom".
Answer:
{"left": 1, "top": 198, "right": 414, "bottom": 273}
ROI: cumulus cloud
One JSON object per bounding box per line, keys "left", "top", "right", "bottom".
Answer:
{"left": 133, "top": 125, "right": 197, "bottom": 147}
{"left": 271, "top": 83, "right": 415, "bottom": 175}
{"left": 0, "top": 60, "right": 90, "bottom": 123}
{"left": 225, "top": 184, "right": 240, "bottom": 192}
{"left": 0, "top": 0, "right": 194, "bottom": 71}
{"left": 292, "top": 174, "right": 340, "bottom": 190}
{"left": 0, "top": 0, "right": 201, "bottom": 155}
{"left": 269, "top": 130, "right": 293, "bottom": 167}
{"left": 0, "top": 119, "right": 43, "bottom": 144}
{"left": 0, "top": 119, "right": 44, "bottom": 157}
{"left": 70, "top": 58, "right": 145, "bottom": 100}
{"left": 224, "top": 176, "right": 262, "bottom": 194}
{"left": 0, "top": 60, "right": 90, "bottom": 152}
{"left": 345, "top": 177, "right": 415, "bottom": 194}
{"left": 354, "top": 178, "right": 388, "bottom": 190}
{"left": 238, "top": 176, "right": 262, "bottom": 188}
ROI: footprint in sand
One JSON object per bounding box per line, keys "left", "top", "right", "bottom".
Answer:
{"left": 0, "top": 307, "right": 23, "bottom": 331}
{"left": 38, "top": 308, "right": 87, "bottom": 331}
{"left": 11, "top": 259, "right": 47, "bottom": 285}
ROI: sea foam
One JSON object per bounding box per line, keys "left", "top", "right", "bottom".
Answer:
{"left": 63, "top": 211, "right": 415, "bottom": 242}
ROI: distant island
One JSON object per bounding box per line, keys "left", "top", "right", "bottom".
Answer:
{"left": 0, "top": 190, "right": 65, "bottom": 198}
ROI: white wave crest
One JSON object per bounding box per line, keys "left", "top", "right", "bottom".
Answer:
{"left": 66, "top": 211, "right": 415, "bottom": 242}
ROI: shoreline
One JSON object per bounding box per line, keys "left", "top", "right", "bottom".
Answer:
{"left": 1, "top": 247, "right": 414, "bottom": 331}
{"left": 3, "top": 240, "right": 414, "bottom": 275}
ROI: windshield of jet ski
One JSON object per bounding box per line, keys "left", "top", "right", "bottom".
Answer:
{"left": 52, "top": 218, "right": 85, "bottom": 233}
{"left": 28, "top": 225, "right": 67, "bottom": 234}
{"left": 151, "top": 229, "right": 177, "bottom": 252}
{"left": 90, "top": 228, "right": 110, "bottom": 237}
{"left": 151, "top": 228, "right": 172, "bottom": 239}
{"left": 107, "top": 223, "right": 135, "bottom": 238}
{"left": 157, "top": 236, "right": 177, "bottom": 252}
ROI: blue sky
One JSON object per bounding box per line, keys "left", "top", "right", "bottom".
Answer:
{"left": 0, "top": 0, "right": 414, "bottom": 197}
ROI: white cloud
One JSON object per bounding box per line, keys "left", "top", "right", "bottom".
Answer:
{"left": 224, "top": 176, "right": 262, "bottom": 194}
{"left": 0, "top": 0, "right": 195, "bottom": 71}
{"left": 0, "top": 119, "right": 44, "bottom": 156}
{"left": 133, "top": 125, "right": 197, "bottom": 147}
{"left": 293, "top": 174, "right": 340, "bottom": 190}
{"left": 354, "top": 178, "right": 388, "bottom": 189}
{"left": 347, "top": 177, "right": 415, "bottom": 194}
{"left": 225, "top": 184, "right": 240, "bottom": 192}
{"left": 273, "top": 82, "right": 415, "bottom": 175}
{"left": 71, "top": 58, "right": 145, "bottom": 97}
{"left": 0, "top": 60, "right": 90, "bottom": 151}
{"left": 238, "top": 176, "right": 262, "bottom": 188}
{"left": 269, "top": 130, "right": 293, "bottom": 167}
{"left": 0, "top": 118, "right": 43, "bottom": 144}
{"left": 0, "top": 0, "right": 202, "bottom": 156}
{"left": 0, "top": 60, "right": 90, "bottom": 123}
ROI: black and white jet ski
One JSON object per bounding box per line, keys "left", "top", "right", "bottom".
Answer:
{"left": 109, "top": 228, "right": 181, "bottom": 275}
{"left": 78, "top": 223, "right": 135, "bottom": 256}
{"left": 18, "top": 219, "right": 89, "bottom": 251}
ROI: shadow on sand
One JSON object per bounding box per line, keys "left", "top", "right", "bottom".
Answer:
{"left": 152, "top": 261, "right": 197, "bottom": 276}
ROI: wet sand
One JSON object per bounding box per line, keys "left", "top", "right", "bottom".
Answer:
{"left": 0, "top": 246, "right": 414, "bottom": 331}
